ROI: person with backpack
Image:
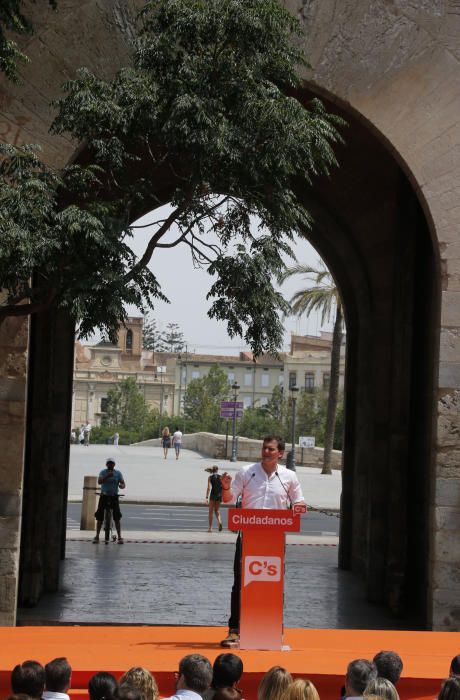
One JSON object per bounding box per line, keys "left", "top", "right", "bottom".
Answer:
{"left": 205, "top": 465, "right": 223, "bottom": 533}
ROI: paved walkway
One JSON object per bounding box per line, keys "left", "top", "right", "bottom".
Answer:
{"left": 69, "top": 444, "right": 342, "bottom": 510}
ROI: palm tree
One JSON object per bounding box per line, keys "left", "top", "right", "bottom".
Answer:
{"left": 279, "top": 262, "right": 344, "bottom": 475}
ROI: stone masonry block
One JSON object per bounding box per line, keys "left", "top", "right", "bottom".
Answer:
{"left": 435, "top": 479, "right": 460, "bottom": 507}
{"left": 441, "top": 291, "right": 460, "bottom": 327}
{"left": 0, "top": 574, "right": 17, "bottom": 614}
{"left": 440, "top": 328, "right": 460, "bottom": 364}
{"left": 435, "top": 506, "right": 460, "bottom": 530}
{"left": 432, "top": 587, "right": 460, "bottom": 629}
{"left": 433, "top": 528, "right": 460, "bottom": 562}
{"left": 432, "top": 562, "right": 460, "bottom": 589}
{"left": 437, "top": 391, "right": 460, "bottom": 447}
{"left": 0, "top": 517, "right": 21, "bottom": 550}
{"left": 436, "top": 450, "right": 460, "bottom": 478}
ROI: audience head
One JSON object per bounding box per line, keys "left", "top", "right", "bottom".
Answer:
{"left": 439, "top": 676, "right": 460, "bottom": 700}
{"left": 345, "top": 659, "right": 377, "bottom": 697}
{"left": 177, "top": 654, "right": 213, "bottom": 694}
{"left": 115, "top": 685, "right": 143, "bottom": 700}
{"left": 258, "top": 666, "right": 293, "bottom": 700}
{"left": 212, "top": 654, "right": 243, "bottom": 689}
{"left": 11, "top": 660, "right": 45, "bottom": 699}
{"left": 364, "top": 678, "right": 399, "bottom": 700}
{"left": 450, "top": 656, "right": 460, "bottom": 677}
{"left": 45, "top": 657, "right": 72, "bottom": 693}
{"left": 373, "top": 651, "right": 403, "bottom": 685}
{"left": 6, "top": 694, "right": 33, "bottom": 700}
{"left": 283, "top": 678, "right": 320, "bottom": 700}
{"left": 88, "top": 672, "right": 118, "bottom": 700}
{"left": 213, "top": 689, "right": 242, "bottom": 700}
{"left": 120, "top": 668, "right": 158, "bottom": 700}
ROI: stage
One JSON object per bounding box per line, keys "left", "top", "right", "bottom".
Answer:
{"left": 0, "top": 626, "right": 458, "bottom": 700}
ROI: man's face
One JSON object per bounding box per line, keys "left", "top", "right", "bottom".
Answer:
{"left": 106, "top": 462, "right": 115, "bottom": 471}
{"left": 261, "top": 439, "right": 283, "bottom": 471}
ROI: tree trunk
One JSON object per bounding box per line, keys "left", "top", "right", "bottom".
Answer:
{"left": 322, "top": 304, "right": 343, "bottom": 474}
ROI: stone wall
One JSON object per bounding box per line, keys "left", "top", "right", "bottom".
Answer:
{"left": 137, "top": 433, "right": 342, "bottom": 469}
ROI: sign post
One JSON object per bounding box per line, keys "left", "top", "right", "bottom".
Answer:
{"left": 228, "top": 505, "right": 306, "bottom": 650}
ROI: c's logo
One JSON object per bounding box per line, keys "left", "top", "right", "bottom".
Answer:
{"left": 293, "top": 503, "right": 307, "bottom": 516}
{"left": 244, "top": 556, "right": 281, "bottom": 586}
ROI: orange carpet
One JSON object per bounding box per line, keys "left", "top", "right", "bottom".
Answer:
{"left": 1, "top": 627, "right": 458, "bottom": 700}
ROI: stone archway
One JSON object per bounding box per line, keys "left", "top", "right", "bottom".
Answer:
{"left": 0, "top": 0, "right": 459, "bottom": 629}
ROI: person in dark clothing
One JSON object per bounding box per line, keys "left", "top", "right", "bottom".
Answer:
{"left": 205, "top": 465, "right": 223, "bottom": 533}
{"left": 11, "top": 661, "right": 45, "bottom": 699}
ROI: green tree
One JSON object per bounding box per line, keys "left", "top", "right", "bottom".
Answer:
{"left": 238, "top": 404, "right": 282, "bottom": 440}
{"left": 183, "top": 365, "right": 230, "bottom": 432}
{"left": 279, "top": 262, "right": 344, "bottom": 474}
{"left": 0, "top": 0, "right": 343, "bottom": 354}
{"left": 103, "top": 377, "right": 151, "bottom": 430}
{"left": 161, "top": 322, "right": 186, "bottom": 352}
{"left": 143, "top": 315, "right": 166, "bottom": 351}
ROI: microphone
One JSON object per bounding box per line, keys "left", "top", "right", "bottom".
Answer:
{"left": 275, "top": 471, "right": 292, "bottom": 509}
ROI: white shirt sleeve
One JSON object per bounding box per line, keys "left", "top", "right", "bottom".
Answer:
{"left": 288, "top": 474, "right": 304, "bottom": 504}
{"left": 230, "top": 468, "right": 246, "bottom": 504}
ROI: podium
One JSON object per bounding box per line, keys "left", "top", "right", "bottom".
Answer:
{"left": 228, "top": 505, "right": 306, "bottom": 650}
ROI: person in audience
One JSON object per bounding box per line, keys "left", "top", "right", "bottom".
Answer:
{"left": 115, "top": 685, "right": 144, "bottom": 700}
{"left": 88, "top": 673, "right": 118, "bottom": 700}
{"left": 214, "top": 690, "right": 242, "bottom": 700}
{"left": 439, "top": 676, "right": 460, "bottom": 700}
{"left": 11, "top": 661, "right": 45, "bottom": 699}
{"left": 373, "top": 652, "right": 403, "bottom": 685}
{"left": 203, "top": 654, "right": 244, "bottom": 700}
{"left": 120, "top": 668, "right": 158, "bottom": 700}
{"left": 283, "top": 679, "right": 320, "bottom": 700}
{"left": 364, "top": 678, "right": 399, "bottom": 700}
{"left": 344, "top": 660, "right": 377, "bottom": 699}
{"left": 450, "top": 656, "right": 460, "bottom": 677}
{"left": 163, "top": 654, "right": 213, "bottom": 700}
{"left": 43, "top": 657, "right": 72, "bottom": 700}
{"left": 258, "top": 667, "right": 293, "bottom": 700}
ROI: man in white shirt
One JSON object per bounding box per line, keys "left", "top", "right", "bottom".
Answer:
{"left": 220, "top": 435, "right": 305, "bottom": 647}
{"left": 42, "top": 657, "right": 72, "bottom": 700}
{"left": 163, "top": 654, "right": 212, "bottom": 700}
{"left": 172, "top": 427, "right": 183, "bottom": 460}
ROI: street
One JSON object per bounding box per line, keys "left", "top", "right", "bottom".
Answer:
{"left": 66, "top": 502, "right": 340, "bottom": 536}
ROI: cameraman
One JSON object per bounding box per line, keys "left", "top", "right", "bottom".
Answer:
{"left": 93, "top": 458, "right": 126, "bottom": 544}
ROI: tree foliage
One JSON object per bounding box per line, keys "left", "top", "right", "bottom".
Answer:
{"left": 161, "top": 322, "right": 186, "bottom": 352}
{"left": 1, "top": 0, "right": 344, "bottom": 355}
{"left": 103, "top": 377, "right": 151, "bottom": 430}
{"left": 183, "top": 364, "right": 230, "bottom": 432}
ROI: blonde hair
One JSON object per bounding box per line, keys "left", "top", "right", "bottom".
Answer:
{"left": 162, "top": 427, "right": 170, "bottom": 436}
{"left": 283, "top": 679, "right": 320, "bottom": 700}
{"left": 364, "top": 678, "right": 399, "bottom": 700}
{"left": 258, "top": 666, "right": 293, "bottom": 700}
{"left": 119, "top": 668, "right": 158, "bottom": 700}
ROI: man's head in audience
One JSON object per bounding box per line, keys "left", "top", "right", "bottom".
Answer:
{"left": 212, "top": 654, "right": 243, "bottom": 690}
{"left": 345, "top": 660, "right": 377, "bottom": 698}
{"left": 11, "top": 660, "right": 45, "bottom": 699}
{"left": 450, "top": 655, "right": 460, "bottom": 677}
{"left": 176, "top": 654, "right": 213, "bottom": 694}
{"left": 373, "top": 651, "right": 403, "bottom": 685}
{"left": 45, "top": 657, "right": 72, "bottom": 693}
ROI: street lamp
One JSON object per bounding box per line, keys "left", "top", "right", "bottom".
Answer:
{"left": 156, "top": 365, "right": 166, "bottom": 437}
{"left": 230, "top": 382, "right": 240, "bottom": 463}
{"left": 286, "top": 385, "right": 299, "bottom": 471}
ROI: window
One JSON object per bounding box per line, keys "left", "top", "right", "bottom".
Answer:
{"left": 192, "top": 370, "right": 200, "bottom": 379}
{"left": 227, "top": 372, "right": 235, "bottom": 384}
{"left": 182, "top": 368, "right": 187, "bottom": 381}
{"left": 305, "top": 372, "right": 315, "bottom": 392}
{"left": 323, "top": 373, "right": 330, "bottom": 390}
{"left": 261, "top": 372, "right": 270, "bottom": 388}
{"left": 289, "top": 372, "right": 297, "bottom": 389}
{"left": 278, "top": 374, "right": 284, "bottom": 386}
{"left": 243, "top": 395, "right": 252, "bottom": 408}
{"left": 126, "top": 329, "right": 133, "bottom": 350}
{"left": 244, "top": 372, "right": 253, "bottom": 386}
{"left": 100, "top": 397, "right": 108, "bottom": 413}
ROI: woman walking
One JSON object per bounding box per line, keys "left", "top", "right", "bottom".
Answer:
{"left": 205, "top": 465, "right": 223, "bottom": 532}
{"left": 162, "top": 426, "right": 171, "bottom": 459}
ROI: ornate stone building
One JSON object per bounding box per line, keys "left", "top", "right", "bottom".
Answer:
{"left": 0, "top": 1, "right": 459, "bottom": 629}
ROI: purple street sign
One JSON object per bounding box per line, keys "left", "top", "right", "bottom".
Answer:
{"left": 220, "top": 409, "right": 244, "bottom": 418}
{"left": 221, "top": 401, "right": 244, "bottom": 409}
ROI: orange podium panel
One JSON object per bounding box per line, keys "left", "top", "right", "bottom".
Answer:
{"left": 228, "top": 507, "right": 304, "bottom": 650}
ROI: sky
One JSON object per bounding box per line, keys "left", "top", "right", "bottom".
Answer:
{"left": 116, "top": 204, "right": 333, "bottom": 355}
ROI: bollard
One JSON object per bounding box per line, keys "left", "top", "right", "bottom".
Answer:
{"left": 80, "top": 475, "right": 98, "bottom": 531}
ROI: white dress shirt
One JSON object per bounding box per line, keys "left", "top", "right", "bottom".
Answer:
{"left": 230, "top": 462, "right": 304, "bottom": 509}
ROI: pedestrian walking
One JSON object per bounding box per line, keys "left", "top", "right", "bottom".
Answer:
{"left": 205, "top": 466, "right": 223, "bottom": 533}
{"left": 172, "top": 426, "right": 183, "bottom": 460}
{"left": 162, "top": 426, "right": 171, "bottom": 459}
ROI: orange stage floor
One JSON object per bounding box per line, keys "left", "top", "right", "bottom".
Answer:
{"left": 1, "top": 627, "right": 459, "bottom": 700}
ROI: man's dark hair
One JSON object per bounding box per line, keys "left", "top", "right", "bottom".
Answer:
{"left": 373, "top": 651, "right": 403, "bottom": 685}
{"left": 115, "top": 684, "right": 144, "bottom": 700}
{"left": 45, "top": 657, "right": 72, "bottom": 692}
{"left": 11, "top": 660, "right": 45, "bottom": 698}
{"left": 179, "top": 654, "right": 213, "bottom": 693}
{"left": 88, "top": 672, "right": 118, "bottom": 700}
{"left": 450, "top": 655, "right": 460, "bottom": 676}
{"left": 263, "top": 436, "right": 285, "bottom": 452}
{"left": 439, "top": 676, "right": 460, "bottom": 700}
{"left": 212, "top": 654, "right": 243, "bottom": 689}
{"left": 346, "top": 659, "right": 377, "bottom": 696}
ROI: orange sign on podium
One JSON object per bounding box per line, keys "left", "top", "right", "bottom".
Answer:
{"left": 228, "top": 505, "right": 306, "bottom": 650}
